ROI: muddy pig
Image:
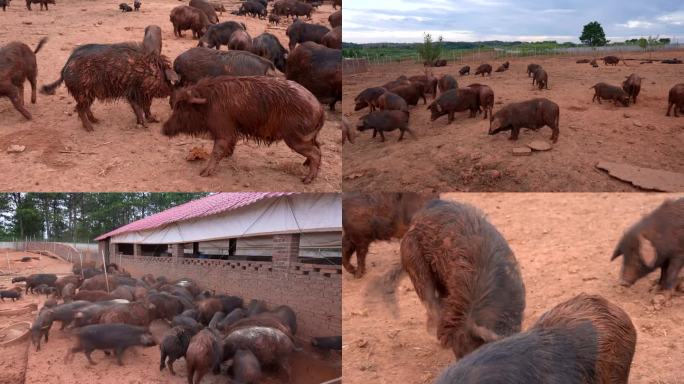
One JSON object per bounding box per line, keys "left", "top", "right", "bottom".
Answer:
{"left": 34, "top": 284, "right": 57, "bottom": 297}
{"left": 170, "top": 5, "right": 210, "bottom": 39}
{"left": 611, "top": 198, "right": 684, "bottom": 291}
{"left": 173, "top": 48, "right": 275, "bottom": 87}
{"left": 0, "top": 290, "right": 21, "bottom": 301}
{"left": 621, "top": 73, "right": 642, "bottom": 104}
{"left": 408, "top": 71, "right": 437, "bottom": 99}
{"left": 217, "top": 308, "right": 247, "bottom": 331}
{"left": 143, "top": 25, "right": 162, "bottom": 56}
{"left": 459, "top": 65, "right": 470, "bottom": 76}
{"left": 228, "top": 29, "right": 252, "bottom": 51}
{"left": 328, "top": 9, "right": 341, "bottom": 28}
{"left": 427, "top": 88, "right": 480, "bottom": 124}
{"left": 119, "top": 3, "right": 132, "bottom": 12}
{"left": 603, "top": 55, "right": 620, "bottom": 65}
{"left": 590, "top": 82, "right": 629, "bottom": 107}
{"left": 356, "top": 110, "right": 412, "bottom": 142}
{"left": 198, "top": 21, "right": 245, "bottom": 50}
{"left": 186, "top": 328, "right": 223, "bottom": 384}
{"left": 436, "top": 294, "right": 635, "bottom": 384}
{"left": 377, "top": 91, "right": 408, "bottom": 113}
{"left": 65, "top": 324, "right": 156, "bottom": 365}
{"left": 474, "top": 63, "right": 492, "bottom": 76}
{"left": 489, "top": 98, "right": 560, "bottom": 143}
{"left": 271, "top": 305, "right": 297, "bottom": 335}
{"left": 223, "top": 326, "right": 295, "bottom": 381}
{"left": 231, "top": 348, "right": 262, "bottom": 383}
{"left": 354, "top": 87, "right": 386, "bottom": 112}
{"left": 385, "top": 200, "right": 525, "bottom": 359}
{"left": 250, "top": 32, "right": 288, "bottom": 72}
{"left": 73, "top": 290, "right": 116, "bottom": 302}
{"left": 285, "top": 41, "right": 341, "bottom": 111}
{"left": 532, "top": 68, "right": 549, "bottom": 90}
{"left": 25, "top": 273, "right": 57, "bottom": 294}
{"left": 189, "top": 0, "right": 219, "bottom": 23}
{"left": 527, "top": 63, "right": 541, "bottom": 77}
{"left": 666, "top": 83, "right": 684, "bottom": 117}
{"left": 163, "top": 76, "right": 325, "bottom": 184}
{"left": 467, "top": 83, "right": 494, "bottom": 119}
{"left": 30, "top": 307, "right": 54, "bottom": 351}
{"left": 389, "top": 83, "right": 426, "bottom": 106}
{"left": 342, "top": 192, "right": 436, "bottom": 277}
{"left": 321, "top": 26, "right": 342, "bottom": 49}
{"left": 198, "top": 298, "right": 223, "bottom": 325}
{"left": 148, "top": 293, "right": 185, "bottom": 320}
{"left": 99, "top": 301, "right": 152, "bottom": 326}
{"left": 0, "top": 37, "right": 48, "bottom": 120}
{"left": 47, "top": 301, "right": 91, "bottom": 329}
{"left": 208, "top": 311, "right": 225, "bottom": 329}
{"left": 437, "top": 74, "right": 457, "bottom": 94}
{"left": 160, "top": 325, "right": 200, "bottom": 375}
{"left": 286, "top": 20, "right": 330, "bottom": 51}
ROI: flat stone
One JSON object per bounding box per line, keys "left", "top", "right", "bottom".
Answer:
{"left": 596, "top": 161, "right": 684, "bottom": 192}
{"left": 623, "top": 113, "right": 631, "bottom": 118}
{"left": 527, "top": 140, "right": 552, "bottom": 151}
{"left": 633, "top": 121, "right": 643, "bottom": 127}
{"left": 7, "top": 145, "right": 26, "bottom": 153}
{"left": 512, "top": 147, "right": 532, "bottom": 156}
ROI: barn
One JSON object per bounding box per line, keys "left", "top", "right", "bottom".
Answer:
{"left": 95, "top": 192, "right": 342, "bottom": 338}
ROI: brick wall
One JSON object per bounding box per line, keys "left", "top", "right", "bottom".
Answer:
{"left": 117, "top": 254, "right": 341, "bottom": 339}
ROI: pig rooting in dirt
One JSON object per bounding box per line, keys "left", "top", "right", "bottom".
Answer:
{"left": 385, "top": 200, "right": 525, "bottom": 359}
{"left": 356, "top": 110, "right": 412, "bottom": 142}
{"left": 591, "top": 82, "right": 630, "bottom": 107}
{"left": 611, "top": 198, "right": 684, "bottom": 290}
{"left": 622, "top": 73, "right": 641, "bottom": 104}
{"left": 163, "top": 76, "right": 325, "bottom": 184}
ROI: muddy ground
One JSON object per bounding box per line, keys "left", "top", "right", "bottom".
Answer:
{"left": 0, "top": 0, "right": 341, "bottom": 192}
{"left": 342, "top": 193, "right": 684, "bottom": 384}
{"left": 0, "top": 250, "right": 340, "bottom": 384}
{"left": 342, "top": 54, "right": 684, "bottom": 192}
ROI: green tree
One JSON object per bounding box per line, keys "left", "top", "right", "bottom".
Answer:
{"left": 417, "top": 33, "right": 443, "bottom": 66}
{"left": 638, "top": 37, "right": 648, "bottom": 51}
{"left": 580, "top": 21, "right": 608, "bottom": 46}
{"left": 659, "top": 38, "right": 671, "bottom": 44}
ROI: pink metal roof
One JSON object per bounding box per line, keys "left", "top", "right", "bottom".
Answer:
{"left": 95, "top": 192, "right": 293, "bottom": 241}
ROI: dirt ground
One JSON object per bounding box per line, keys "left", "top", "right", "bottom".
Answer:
{"left": 0, "top": 0, "right": 341, "bottom": 192}
{"left": 342, "top": 193, "right": 684, "bottom": 384}
{"left": 0, "top": 250, "right": 340, "bottom": 384}
{"left": 342, "top": 54, "right": 684, "bottom": 192}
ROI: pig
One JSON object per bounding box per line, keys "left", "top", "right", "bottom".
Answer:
{"left": 269, "top": 13, "right": 280, "bottom": 25}
{"left": 228, "top": 29, "right": 252, "bottom": 51}
{"left": 408, "top": 71, "right": 437, "bottom": 99}
{"left": 227, "top": 313, "right": 295, "bottom": 342}
{"left": 328, "top": 10, "right": 341, "bottom": 28}
{"left": 342, "top": 116, "right": 354, "bottom": 145}
{"left": 271, "top": 305, "right": 297, "bottom": 335}
{"left": 286, "top": 20, "right": 330, "bottom": 51}
{"left": 198, "top": 21, "right": 245, "bottom": 49}
{"left": 386, "top": 200, "right": 525, "bottom": 358}
{"left": 31, "top": 307, "right": 53, "bottom": 351}
{"left": 171, "top": 314, "right": 203, "bottom": 332}
{"left": 603, "top": 55, "right": 620, "bottom": 65}
{"left": 427, "top": 88, "right": 480, "bottom": 124}
{"left": 289, "top": 1, "right": 313, "bottom": 19}
{"left": 435, "top": 294, "right": 635, "bottom": 384}
{"left": 231, "top": 349, "right": 262, "bottom": 384}
{"left": 489, "top": 98, "right": 559, "bottom": 143}
{"left": 142, "top": 25, "right": 163, "bottom": 56}
{"left": 437, "top": 74, "right": 457, "bottom": 94}
{"left": 99, "top": 302, "right": 152, "bottom": 326}
{"left": 163, "top": 76, "right": 325, "bottom": 184}
{"left": 0, "top": 37, "right": 48, "bottom": 120}
{"left": 251, "top": 32, "right": 288, "bottom": 72}
{"left": 73, "top": 301, "right": 129, "bottom": 327}
{"left": 173, "top": 47, "right": 275, "bottom": 87}
{"left": 474, "top": 63, "right": 492, "bottom": 77}
{"left": 24, "top": 274, "right": 57, "bottom": 294}
{"left": 576, "top": 58, "right": 590, "bottom": 63}
{"left": 61, "top": 283, "right": 76, "bottom": 302}
{"left": 73, "top": 290, "right": 116, "bottom": 302}
{"left": 217, "top": 308, "right": 247, "bottom": 331}
{"left": 495, "top": 64, "right": 506, "bottom": 72}
{"left": 110, "top": 285, "right": 135, "bottom": 301}
{"left": 333, "top": 0, "right": 340, "bottom": 8}
{"left": 160, "top": 325, "right": 200, "bottom": 375}
{"left": 527, "top": 63, "right": 541, "bottom": 77}
{"left": 148, "top": 293, "right": 185, "bottom": 320}
{"left": 666, "top": 83, "right": 684, "bottom": 117}
{"left": 377, "top": 91, "right": 408, "bottom": 112}
{"left": 621, "top": 73, "right": 642, "bottom": 104}
{"left": 170, "top": 5, "right": 211, "bottom": 39}
{"left": 356, "top": 110, "right": 412, "bottom": 142}
{"left": 459, "top": 65, "right": 470, "bottom": 76}
{"left": 388, "top": 83, "right": 426, "bottom": 106}
{"left": 239, "top": 1, "right": 267, "bottom": 19}
{"left": 198, "top": 298, "right": 224, "bottom": 325}
{"left": 467, "top": 83, "right": 494, "bottom": 119}
{"left": 611, "top": 198, "right": 684, "bottom": 291}
{"left": 210, "top": 2, "right": 225, "bottom": 14}
{"left": 0, "top": 0, "right": 8, "bottom": 11}
{"left": 321, "top": 26, "right": 342, "bottom": 49}
{"left": 119, "top": 3, "right": 132, "bottom": 12}
{"left": 502, "top": 61, "right": 509, "bottom": 69}
{"left": 208, "top": 311, "right": 225, "bottom": 330}
{"left": 342, "top": 192, "right": 436, "bottom": 277}
{"left": 432, "top": 59, "right": 447, "bottom": 67}
{"left": 590, "top": 58, "right": 598, "bottom": 67}
{"left": 40, "top": 43, "right": 178, "bottom": 131}
{"left": 189, "top": 0, "right": 219, "bottom": 23}
{"left": 533, "top": 68, "right": 548, "bottom": 90}
{"left": 0, "top": 290, "right": 21, "bottom": 301}
{"left": 46, "top": 301, "right": 91, "bottom": 329}
{"left": 65, "top": 324, "right": 156, "bottom": 366}
{"left": 353, "top": 87, "right": 386, "bottom": 112}
{"left": 34, "top": 284, "right": 57, "bottom": 297}
{"left": 55, "top": 274, "right": 83, "bottom": 294}
{"left": 246, "top": 299, "right": 268, "bottom": 317}
{"left": 134, "top": 0, "right": 140, "bottom": 10}
{"left": 26, "top": 0, "right": 54, "bottom": 11}
{"left": 590, "top": 82, "right": 630, "bottom": 107}
{"left": 311, "top": 336, "right": 342, "bottom": 350}
{"left": 285, "top": 42, "right": 341, "bottom": 111}
{"left": 186, "top": 328, "right": 223, "bottom": 384}
{"left": 223, "top": 326, "right": 295, "bottom": 380}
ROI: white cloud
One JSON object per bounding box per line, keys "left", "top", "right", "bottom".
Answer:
{"left": 657, "top": 11, "right": 684, "bottom": 25}
{"left": 616, "top": 20, "right": 654, "bottom": 29}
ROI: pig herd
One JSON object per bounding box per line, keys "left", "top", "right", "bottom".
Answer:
{"left": 342, "top": 192, "right": 684, "bottom": 383}
{"left": 0, "top": 0, "right": 343, "bottom": 184}
{"left": 5, "top": 262, "right": 341, "bottom": 384}
{"left": 350, "top": 59, "right": 684, "bottom": 144}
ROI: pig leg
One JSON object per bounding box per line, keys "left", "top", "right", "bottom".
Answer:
{"left": 142, "top": 100, "right": 159, "bottom": 123}
{"left": 127, "top": 98, "right": 146, "bottom": 126}
{"left": 372, "top": 129, "right": 377, "bottom": 138}
{"left": 447, "top": 112, "right": 454, "bottom": 124}
{"left": 660, "top": 259, "right": 683, "bottom": 290}
{"left": 401, "top": 232, "right": 441, "bottom": 334}
{"left": 29, "top": 74, "right": 37, "bottom": 104}
{"left": 76, "top": 99, "right": 95, "bottom": 131}
{"left": 85, "top": 109, "right": 99, "bottom": 123}
{"left": 114, "top": 347, "right": 126, "bottom": 366}
{"left": 201, "top": 137, "right": 236, "bottom": 177}
{"left": 509, "top": 127, "right": 520, "bottom": 141}
{"left": 342, "top": 235, "right": 358, "bottom": 275}
{"left": 8, "top": 89, "right": 33, "bottom": 120}
{"left": 378, "top": 130, "right": 386, "bottom": 142}
{"left": 284, "top": 136, "right": 321, "bottom": 184}
{"left": 168, "top": 358, "right": 177, "bottom": 375}
{"left": 84, "top": 349, "right": 97, "bottom": 365}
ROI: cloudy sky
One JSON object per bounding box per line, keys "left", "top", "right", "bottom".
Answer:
{"left": 343, "top": 0, "right": 684, "bottom": 43}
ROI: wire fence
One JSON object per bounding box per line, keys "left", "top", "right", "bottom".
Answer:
{"left": 344, "top": 43, "right": 684, "bottom": 69}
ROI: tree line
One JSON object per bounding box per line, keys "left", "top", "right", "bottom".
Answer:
{"left": 0, "top": 193, "right": 208, "bottom": 243}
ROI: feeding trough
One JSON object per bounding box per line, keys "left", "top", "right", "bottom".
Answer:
{"left": 0, "top": 321, "right": 31, "bottom": 347}
{"left": 0, "top": 303, "right": 37, "bottom": 317}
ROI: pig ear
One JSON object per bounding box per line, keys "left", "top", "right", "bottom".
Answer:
{"left": 469, "top": 322, "right": 501, "bottom": 343}
{"left": 638, "top": 235, "right": 657, "bottom": 268}
{"left": 165, "top": 69, "right": 179, "bottom": 85}
{"left": 610, "top": 247, "right": 622, "bottom": 261}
